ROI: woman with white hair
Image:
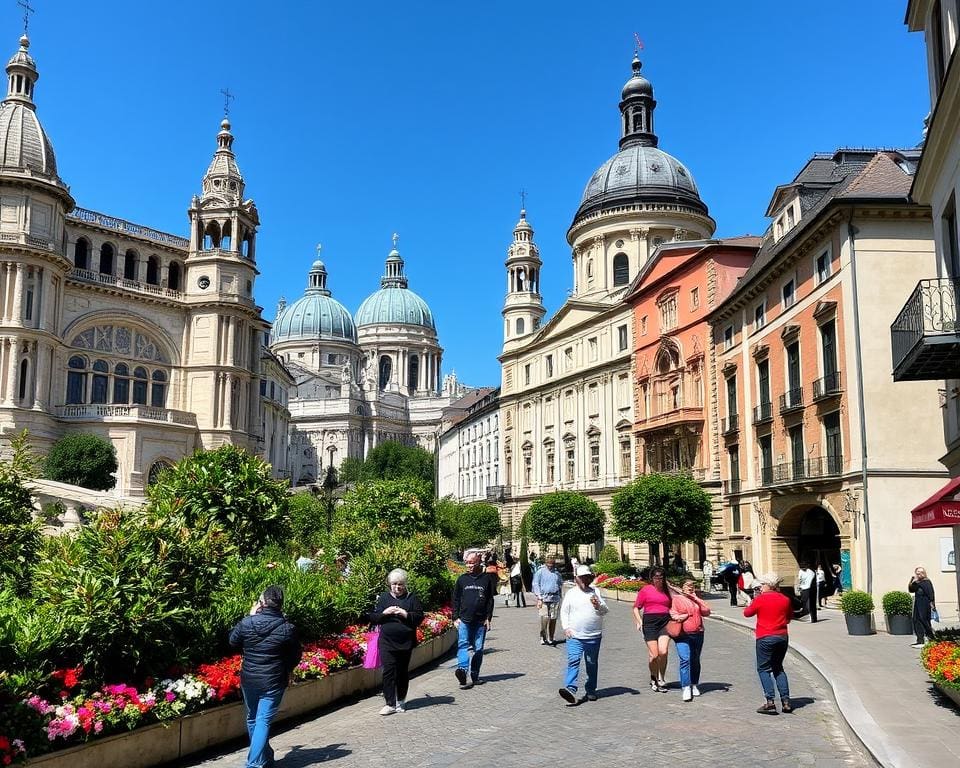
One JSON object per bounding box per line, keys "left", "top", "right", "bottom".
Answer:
{"left": 743, "top": 572, "right": 793, "bottom": 715}
{"left": 366, "top": 568, "right": 424, "bottom": 715}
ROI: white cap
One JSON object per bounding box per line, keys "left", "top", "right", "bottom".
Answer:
{"left": 575, "top": 565, "right": 593, "bottom": 577}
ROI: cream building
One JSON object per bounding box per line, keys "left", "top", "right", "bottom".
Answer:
{"left": 437, "top": 386, "right": 500, "bottom": 502}
{"left": 498, "top": 55, "right": 716, "bottom": 559}
{"left": 0, "top": 31, "right": 288, "bottom": 494}
{"left": 271, "top": 240, "right": 466, "bottom": 485}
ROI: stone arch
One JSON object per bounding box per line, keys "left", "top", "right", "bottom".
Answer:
{"left": 74, "top": 237, "right": 90, "bottom": 270}
{"left": 99, "top": 241, "right": 116, "bottom": 276}
{"left": 773, "top": 502, "right": 844, "bottom": 579}
{"left": 63, "top": 311, "right": 180, "bottom": 366}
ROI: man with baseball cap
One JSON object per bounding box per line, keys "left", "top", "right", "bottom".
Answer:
{"left": 558, "top": 565, "right": 608, "bottom": 704}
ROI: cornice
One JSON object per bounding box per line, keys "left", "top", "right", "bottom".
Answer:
{"left": 913, "top": 46, "right": 960, "bottom": 203}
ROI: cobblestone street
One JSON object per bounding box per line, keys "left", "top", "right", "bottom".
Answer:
{"left": 181, "top": 595, "right": 873, "bottom": 768}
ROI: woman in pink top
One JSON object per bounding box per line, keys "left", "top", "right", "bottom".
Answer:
{"left": 632, "top": 566, "right": 672, "bottom": 692}
{"left": 670, "top": 578, "right": 711, "bottom": 702}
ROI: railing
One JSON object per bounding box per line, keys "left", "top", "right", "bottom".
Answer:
{"left": 69, "top": 206, "right": 190, "bottom": 249}
{"left": 759, "top": 465, "right": 773, "bottom": 485}
{"left": 0, "top": 230, "right": 58, "bottom": 251}
{"left": 891, "top": 278, "right": 960, "bottom": 381}
{"left": 752, "top": 401, "right": 773, "bottom": 424}
{"left": 55, "top": 404, "right": 197, "bottom": 427}
{"left": 766, "top": 455, "right": 844, "bottom": 485}
{"left": 721, "top": 414, "right": 739, "bottom": 434}
{"left": 655, "top": 466, "right": 708, "bottom": 482}
{"left": 812, "top": 371, "right": 842, "bottom": 400}
{"left": 779, "top": 386, "right": 804, "bottom": 413}
{"left": 69, "top": 266, "right": 182, "bottom": 300}
{"left": 724, "top": 478, "right": 741, "bottom": 495}
{"left": 486, "top": 485, "right": 510, "bottom": 502}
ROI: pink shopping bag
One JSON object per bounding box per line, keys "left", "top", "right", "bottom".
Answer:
{"left": 363, "top": 629, "right": 381, "bottom": 669}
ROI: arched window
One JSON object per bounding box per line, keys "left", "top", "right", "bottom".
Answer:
{"left": 133, "top": 366, "right": 148, "bottom": 405}
{"left": 74, "top": 238, "right": 89, "bottom": 270}
{"left": 91, "top": 359, "right": 109, "bottom": 404}
{"left": 124, "top": 250, "right": 138, "bottom": 281}
{"left": 203, "top": 221, "right": 221, "bottom": 250}
{"left": 147, "top": 460, "right": 172, "bottom": 486}
{"left": 146, "top": 256, "right": 159, "bottom": 286}
{"left": 18, "top": 358, "right": 27, "bottom": 401}
{"left": 99, "top": 243, "right": 115, "bottom": 276}
{"left": 516, "top": 317, "right": 525, "bottom": 335}
{"left": 408, "top": 354, "right": 419, "bottom": 392}
{"left": 221, "top": 221, "right": 232, "bottom": 251}
{"left": 150, "top": 370, "right": 167, "bottom": 407}
{"left": 378, "top": 355, "right": 392, "bottom": 390}
{"left": 168, "top": 262, "right": 182, "bottom": 291}
{"left": 66, "top": 355, "right": 86, "bottom": 404}
{"left": 113, "top": 363, "right": 130, "bottom": 403}
{"left": 613, "top": 253, "right": 629, "bottom": 286}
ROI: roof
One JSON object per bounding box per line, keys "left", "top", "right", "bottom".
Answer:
{"left": 441, "top": 386, "right": 498, "bottom": 432}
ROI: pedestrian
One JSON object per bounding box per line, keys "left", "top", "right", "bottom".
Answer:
{"left": 558, "top": 565, "right": 608, "bottom": 704}
{"left": 533, "top": 556, "right": 564, "bottom": 645}
{"left": 743, "top": 572, "right": 793, "bottom": 715}
{"left": 367, "top": 568, "right": 424, "bottom": 715}
{"left": 739, "top": 561, "right": 757, "bottom": 606}
{"left": 529, "top": 550, "right": 539, "bottom": 570}
{"left": 509, "top": 558, "right": 526, "bottom": 607}
{"left": 723, "top": 561, "right": 741, "bottom": 606}
{"left": 670, "top": 578, "right": 711, "bottom": 702}
{"left": 632, "top": 565, "right": 672, "bottom": 692}
{"left": 832, "top": 563, "right": 844, "bottom": 595}
{"left": 228, "top": 586, "right": 302, "bottom": 768}
{"left": 452, "top": 552, "right": 494, "bottom": 689}
{"left": 816, "top": 564, "right": 828, "bottom": 608}
{"left": 794, "top": 561, "right": 817, "bottom": 622}
{"left": 701, "top": 560, "right": 714, "bottom": 592}
{"left": 908, "top": 566, "right": 937, "bottom": 648}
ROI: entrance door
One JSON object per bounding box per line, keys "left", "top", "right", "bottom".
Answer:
{"left": 797, "top": 506, "right": 841, "bottom": 572}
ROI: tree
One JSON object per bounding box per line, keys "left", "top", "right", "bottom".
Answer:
{"left": 336, "top": 477, "right": 434, "bottom": 543}
{"left": 44, "top": 433, "right": 118, "bottom": 490}
{"left": 527, "top": 491, "right": 605, "bottom": 565}
{"left": 0, "top": 431, "right": 41, "bottom": 593}
{"left": 455, "top": 502, "right": 502, "bottom": 551}
{"left": 360, "top": 441, "right": 436, "bottom": 493}
{"left": 338, "top": 457, "right": 364, "bottom": 485}
{"left": 610, "top": 473, "right": 713, "bottom": 563}
{"left": 287, "top": 492, "right": 326, "bottom": 553}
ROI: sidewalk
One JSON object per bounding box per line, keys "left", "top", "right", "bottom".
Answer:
{"left": 704, "top": 594, "right": 960, "bottom": 768}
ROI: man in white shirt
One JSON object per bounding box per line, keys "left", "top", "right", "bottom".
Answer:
{"left": 559, "top": 565, "right": 609, "bottom": 705}
{"left": 795, "top": 562, "right": 817, "bottom": 622}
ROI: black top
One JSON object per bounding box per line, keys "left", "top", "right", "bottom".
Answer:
{"left": 366, "top": 591, "right": 425, "bottom": 652}
{"left": 228, "top": 608, "right": 301, "bottom": 692}
{"left": 909, "top": 578, "right": 935, "bottom": 613}
{"left": 453, "top": 571, "right": 495, "bottom": 623}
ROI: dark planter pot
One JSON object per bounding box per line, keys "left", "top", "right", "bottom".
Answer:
{"left": 885, "top": 613, "right": 913, "bottom": 635}
{"left": 844, "top": 613, "right": 874, "bottom": 636}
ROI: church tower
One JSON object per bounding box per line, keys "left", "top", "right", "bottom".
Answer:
{"left": 182, "top": 117, "right": 266, "bottom": 447}
{"left": 501, "top": 209, "right": 544, "bottom": 352}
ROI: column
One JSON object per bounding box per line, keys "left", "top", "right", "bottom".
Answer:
{"left": 226, "top": 317, "right": 236, "bottom": 366}
{"left": 223, "top": 373, "right": 233, "bottom": 429}
{"left": 6, "top": 337, "right": 19, "bottom": 405}
{"left": 11, "top": 264, "right": 24, "bottom": 326}
{"left": 575, "top": 383, "right": 585, "bottom": 487}
{"left": 34, "top": 340, "right": 48, "bottom": 409}
{"left": 0, "top": 264, "right": 7, "bottom": 322}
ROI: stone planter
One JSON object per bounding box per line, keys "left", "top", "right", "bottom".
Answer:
{"left": 935, "top": 683, "right": 960, "bottom": 709}
{"left": 885, "top": 613, "right": 913, "bottom": 635}
{"left": 844, "top": 613, "right": 874, "bottom": 636}
{"left": 26, "top": 629, "right": 455, "bottom": 767}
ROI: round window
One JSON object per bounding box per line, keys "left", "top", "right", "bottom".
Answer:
{"left": 197, "top": 275, "right": 210, "bottom": 289}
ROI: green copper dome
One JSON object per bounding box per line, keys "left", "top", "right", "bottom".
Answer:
{"left": 272, "top": 259, "right": 357, "bottom": 343}
{"left": 355, "top": 237, "right": 435, "bottom": 330}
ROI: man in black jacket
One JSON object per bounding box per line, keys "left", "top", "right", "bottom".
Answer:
{"left": 229, "top": 585, "right": 301, "bottom": 768}
{"left": 452, "top": 552, "right": 494, "bottom": 689}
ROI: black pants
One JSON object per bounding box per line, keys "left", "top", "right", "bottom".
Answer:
{"left": 795, "top": 588, "right": 817, "bottom": 621}
{"left": 510, "top": 576, "right": 526, "bottom": 606}
{"left": 914, "top": 611, "right": 934, "bottom": 645}
{"left": 380, "top": 647, "right": 412, "bottom": 707}
{"left": 727, "top": 581, "right": 738, "bottom": 606}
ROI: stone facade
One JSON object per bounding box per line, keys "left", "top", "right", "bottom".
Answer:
{"left": 437, "top": 387, "right": 500, "bottom": 502}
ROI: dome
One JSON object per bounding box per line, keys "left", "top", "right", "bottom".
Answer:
{"left": 0, "top": 34, "right": 58, "bottom": 178}
{"left": 355, "top": 287, "right": 435, "bottom": 330}
{"left": 271, "top": 259, "right": 357, "bottom": 343}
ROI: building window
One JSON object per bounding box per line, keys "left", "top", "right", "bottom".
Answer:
{"left": 146, "top": 256, "right": 160, "bottom": 286}
{"left": 545, "top": 442, "right": 555, "bottom": 484}
{"left": 944, "top": 193, "right": 959, "bottom": 278}
{"left": 590, "top": 443, "right": 600, "bottom": 480}
{"left": 408, "top": 354, "right": 419, "bottom": 392}
{"left": 754, "top": 301, "right": 766, "bottom": 330}
{"left": 99, "top": 243, "right": 114, "bottom": 276}
{"left": 564, "top": 346, "right": 574, "bottom": 369}
{"left": 524, "top": 363, "right": 530, "bottom": 385}
{"left": 523, "top": 449, "right": 532, "bottom": 487}
{"left": 782, "top": 279, "right": 795, "bottom": 309}
{"left": 726, "top": 375, "right": 737, "bottom": 420}
{"left": 378, "top": 355, "right": 392, "bottom": 390}
{"left": 821, "top": 319, "right": 837, "bottom": 380}
{"left": 516, "top": 317, "right": 525, "bottom": 335}
{"left": 546, "top": 354, "right": 554, "bottom": 378}
{"left": 613, "top": 253, "right": 629, "bottom": 286}
{"left": 758, "top": 434, "right": 773, "bottom": 484}
{"left": 619, "top": 439, "right": 631, "bottom": 478}
{"left": 690, "top": 286, "right": 700, "bottom": 310}
{"left": 565, "top": 444, "right": 575, "bottom": 482}
{"left": 90, "top": 359, "right": 109, "bottom": 404}
{"left": 658, "top": 294, "right": 678, "bottom": 331}
{"left": 617, "top": 324, "right": 628, "bottom": 351}
{"left": 132, "top": 366, "right": 148, "bottom": 405}
{"left": 729, "top": 445, "right": 740, "bottom": 483}
{"left": 168, "top": 261, "right": 182, "bottom": 291}
{"left": 824, "top": 410, "right": 842, "bottom": 473}
{"left": 113, "top": 363, "right": 130, "bottom": 404}
{"left": 786, "top": 205, "right": 795, "bottom": 229}
{"left": 815, "top": 249, "right": 831, "bottom": 284}
{"left": 731, "top": 504, "right": 742, "bottom": 533}
{"left": 789, "top": 424, "right": 804, "bottom": 478}
{"left": 151, "top": 370, "right": 167, "bottom": 407}
{"left": 786, "top": 341, "right": 801, "bottom": 393}
{"left": 588, "top": 337, "right": 598, "bottom": 361}
{"left": 74, "top": 239, "right": 90, "bottom": 270}
{"left": 723, "top": 325, "right": 734, "bottom": 350}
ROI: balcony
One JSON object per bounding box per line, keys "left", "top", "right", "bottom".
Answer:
{"left": 891, "top": 278, "right": 960, "bottom": 381}
{"left": 69, "top": 206, "right": 190, "bottom": 249}
{"left": 752, "top": 401, "right": 773, "bottom": 425}
{"left": 763, "top": 455, "right": 844, "bottom": 487}
{"left": 635, "top": 405, "right": 704, "bottom": 434}
{"left": 724, "top": 478, "right": 741, "bottom": 495}
{"left": 55, "top": 404, "right": 198, "bottom": 427}
{"left": 812, "top": 371, "right": 843, "bottom": 401}
{"left": 486, "top": 485, "right": 510, "bottom": 502}
{"left": 653, "top": 466, "right": 709, "bottom": 482}
{"left": 69, "top": 267, "right": 182, "bottom": 300}
{"left": 0, "top": 230, "right": 58, "bottom": 252}
{"left": 721, "top": 414, "right": 739, "bottom": 435}
{"left": 779, "top": 387, "right": 804, "bottom": 414}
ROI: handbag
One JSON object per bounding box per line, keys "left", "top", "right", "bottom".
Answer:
{"left": 666, "top": 618, "right": 684, "bottom": 638}
{"left": 363, "top": 628, "right": 381, "bottom": 669}
{"left": 931, "top": 608, "right": 940, "bottom": 623}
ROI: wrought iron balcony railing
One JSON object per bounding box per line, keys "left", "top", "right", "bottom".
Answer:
{"left": 721, "top": 414, "right": 739, "bottom": 434}
{"left": 759, "top": 465, "right": 774, "bottom": 485}
{"left": 723, "top": 478, "right": 741, "bottom": 495}
{"left": 812, "top": 371, "right": 842, "bottom": 400}
{"left": 752, "top": 401, "right": 773, "bottom": 425}
{"left": 486, "top": 485, "right": 510, "bottom": 502}
{"left": 779, "top": 386, "right": 804, "bottom": 414}
{"left": 764, "top": 455, "right": 844, "bottom": 486}
{"left": 891, "top": 278, "right": 960, "bottom": 381}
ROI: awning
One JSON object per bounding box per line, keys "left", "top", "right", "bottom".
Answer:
{"left": 910, "top": 475, "right": 960, "bottom": 529}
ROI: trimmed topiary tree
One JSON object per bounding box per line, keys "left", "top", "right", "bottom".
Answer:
{"left": 44, "top": 433, "right": 118, "bottom": 490}
{"left": 598, "top": 544, "right": 621, "bottom": 563}
{"left": 527, "top": 491, "right": 605, "bottom": 566}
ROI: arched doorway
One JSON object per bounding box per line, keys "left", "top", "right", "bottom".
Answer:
{"left": 776, "top": 504, "right": 841, "bottom": 572}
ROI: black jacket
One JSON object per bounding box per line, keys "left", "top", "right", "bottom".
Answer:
{"left": 366, "top": 591, "right": 425, "bottom": 652}
{"left": 909, "top": 578, "right": 936, "bottom": 616}
{"left": 228, "top": 608, "right": 301, "bottom": 691}
{"left": 452, "top": 571, "right": 494, "bottom": 623}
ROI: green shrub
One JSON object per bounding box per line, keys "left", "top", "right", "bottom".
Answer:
{"left": 882, "top": 590, "right": 913, "bottom": 616}
{"left": 44, "top": 433, "right": 118, "bottom": 490}
{"left": 840, "top": 589, "right": 874, "bottom": 616}
{"left": 597, "top": 544, "right": 621, "bottom": 563}
{"left": 0, "top": 587, "right": 66, "bottom": 692}
{"left": 287, "top": 492, "right": 328, "bottom": 554}
{"left": 337, "top": 478, "right": 435, "bottom": 540}
{"left": 0, "top": 444, "right": 41, "bottom": 594}
{"left": 592, "top": 561, "right": 634, "bottom": 577}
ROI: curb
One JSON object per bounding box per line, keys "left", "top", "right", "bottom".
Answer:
{"left": 706, "top": 612, "right": 898, "bottom": 768}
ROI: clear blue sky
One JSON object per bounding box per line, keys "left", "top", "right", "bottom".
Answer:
{"left": 21, "top": 1, "right": 927, "bottom": 386}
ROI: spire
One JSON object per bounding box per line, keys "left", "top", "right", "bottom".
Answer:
{"left": 202, "top": 113, "right": 245, "bottom": 200}
{"left": 306, "top": 245, "right": 331, "bottom": 296}
{"left": 4, "top": 33, "right": 38, "bottom": 107}
{"left": 502, "top": 206, "right": 545, "bottom": 346}
{"left": 618, "top": 53, "right": 657, "bottom": 150}
{"left": 380, "top": 232, "right": 409, "bottom": 289}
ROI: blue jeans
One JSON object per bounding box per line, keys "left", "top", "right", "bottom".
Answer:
{"left": 241, "top": 685, "right": 284, "bottom": 768}
{"left": 564, "top": 636, "right": 601, "bottom": 695}
{"left": 674, "top": 632, "right": 704, "bottom": 688}
{"left": 457, "top": 621, "right": 487, "bottom": 680}
{"left": 755, "top": 636, "right": 790, "bottom": 701}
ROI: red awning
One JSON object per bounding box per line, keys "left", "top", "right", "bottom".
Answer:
{"left": 911, "top": 475, "right": 960, "bottom": 529}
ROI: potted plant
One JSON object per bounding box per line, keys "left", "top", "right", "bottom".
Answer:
{"left": 882, "top": 590, "right": 914, "bottom": 635}
{"left": 840, "top": 590, "right": 875, "bottom": 635}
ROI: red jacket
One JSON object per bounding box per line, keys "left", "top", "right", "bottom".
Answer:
{"left": 743, "top": 591, "right": 791, "bottom": 638}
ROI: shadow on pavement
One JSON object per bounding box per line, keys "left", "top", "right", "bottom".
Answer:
{"left": 278, "top": 742, "right": 351, "bottom": 766}
{"left": 404, "top": 694, "right": 455, "bottom": 710}
{"left": 477, "top": 672, "right": 525, "bottom": 683}
{"left": 696, "top": 682, "right": 732, "bottom": 693}
{"left": 595, "top": 686, "right": 640, "bottom": 697}
{"left": 926, "top": 685, "right": 960, "bottom": 715}
{"left": 787, "top": 696, "right": 815, "bottom": 710}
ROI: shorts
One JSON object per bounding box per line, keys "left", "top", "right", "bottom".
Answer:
{"left": 642, "top": 613, "right": 671, "bottom": 642}
{"left": 538, "top": 601, "right": 560, "bottom": 619}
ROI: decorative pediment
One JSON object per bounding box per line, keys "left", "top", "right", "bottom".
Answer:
{"left": 585, "top": 424, "right": 601, "bottom": 438}
{"left": 615, "top": 418, "right": 632, "bottom": 431}
{"left": 813, "top": 300, "right": 837, "bottom": 321}
{"left": 780, "top": 324, "right": 801, "bottom": 342}
{"left": 751, "top": 343, "right": 769, "bottom": 361}
{"left": 721, "top": 360, "right": 738, "bottom": 376}
{"left": 562, "top": 431, "right": 576, "bottom": 444}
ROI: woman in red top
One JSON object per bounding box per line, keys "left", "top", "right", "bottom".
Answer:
{"left": 632, "top": 566, "right": 672, "bottom": 692}
{"left": 743, "top": 572, "right": 792, "bottom": 714}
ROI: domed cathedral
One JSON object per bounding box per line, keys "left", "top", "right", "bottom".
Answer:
{"left": 0, "top": 29, "right": 289, "bottom": 497}
{"left": 498, "top": 53, "right": 714, "bottom": 562}
{"left": 272, "top": 236, "right": 466, "bottom": 486}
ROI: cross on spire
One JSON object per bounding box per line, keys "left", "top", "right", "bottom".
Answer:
{"left": 220, "top": 87, "right": 234, "bottom": 118}
{"left": 316, "top": 243, "right": 322, "bottom": 258}
{"left": 392, "top": 232, "right": 399, "bottom": 249}
{"left": 520, "top": 188, "right": 527, "bottom": 210}
{"left": 17, "top": 0, "right": 34, "bottom": 35}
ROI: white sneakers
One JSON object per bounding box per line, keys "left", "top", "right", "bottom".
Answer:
{"left": 682, "top": 686, "right": 693, "bottom": 702}
{"left": 395, "top": 700, "right": 405, "bottom": 713}
{"left": 379, "top": 705, "right": 395, "bottom": 716}
{"left": 691, "top": 685, "right": 701, "bottom": 697}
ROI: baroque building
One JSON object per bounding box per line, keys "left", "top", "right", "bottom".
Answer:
{"left": 0, "top": 31, "right": 288, "bottom": 494}
{"left": 498, "top": 55, "right": 715, "bottom": 560}
{"left": 271, "top": 239, "right": 466, "bottom": 485}
{"left": 437, "top": 386, "right": 500, "bottom": 502}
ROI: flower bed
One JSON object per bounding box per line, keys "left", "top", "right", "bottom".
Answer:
{"left": 921, "top": 640, "right": 960, "bottom": 692}
{"left": 594, "top": 574, "right": 647, "bottom": 592}
{"left": 4, "top": 608, "right": 452, "bottom": 765}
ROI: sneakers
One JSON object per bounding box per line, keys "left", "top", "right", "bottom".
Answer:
{"left": 455, "top": 668, "right": 467, "bottom": 687}
{"left": 910, "top": 643, "right": 924, "bottom": 648}
{"left": 585, "top": 693, "right": 598, "bottom": 701}
{"left": 650, "top": 679, "right": 667, "bottom": 693}
{"left": 756, "top": 701, "right": 779, "bottom": 715}
{"left": 691, "top": 685, "right": 701, "bottom": 697}
{"left": 379, "top": 705, "right": 395, "bottom": 716}
{"left": 540, "top": 638, "right": 548, "bottom": 646}
{"left": 780, "top": 699, "right": 792, "bottom": 714}
{"left": 558, "top": 687, "right": 577, "bottom": 704}
{"left": 682, "top": 686, "right": 692, "bottom": 702}
{"left": 395, "top": 700, "right": 405, "bottom": 713}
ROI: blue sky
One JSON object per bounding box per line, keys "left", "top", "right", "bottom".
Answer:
{"left": 21, "top": 1, "right": 927, "bottom": 386}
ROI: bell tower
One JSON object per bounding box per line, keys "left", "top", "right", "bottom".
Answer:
{"left": 501, "top": 208, "right": 545, "bottom": 352}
